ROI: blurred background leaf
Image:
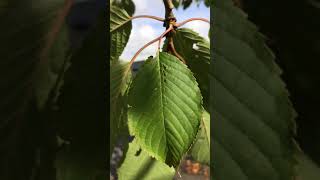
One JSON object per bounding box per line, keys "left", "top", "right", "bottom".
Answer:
{"left": 211, "top": 1, "right": 297, "bottom": 179}
{"left": 53, "top": 10, "right": 107, "bottom": 180}
{"left": 0, "top": 0, "right": 71, "bottom": 179}
{"left": 241, "top": 0, "right": 320, "bottom": 166}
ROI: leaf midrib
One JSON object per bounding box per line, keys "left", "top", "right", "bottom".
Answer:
{"left": 157, "top": 54, "right": 169, "bottom": 161}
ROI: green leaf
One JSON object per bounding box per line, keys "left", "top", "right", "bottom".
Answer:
{"left": 110, "top": 6, "right": 132, "bottom": 62}
{"left": 172, "top": 0, "right": 181, "bottom": 9}
{"left": 211, "top": 0, "right": 297, "bottom": 179}
{"left": 118, "top": 139, "right": 175, "bottom": 180}
{"left": 191, "top": 110, "right": 210, "bottom": 165}
{"left": 111, "top": 0, "right": 135, "bottom": 16}
{"left": 110, "top": 61, "right": 131, "bottom": 107}
{"left": 182, "top": 0, "right": 192, "bottom": 9}
{"left": 213, "top": 0, "right": 281, "bottom": 74}
{"left": 110, "top": 61, "right": 131, "bottom": 154}
{"left": 170, "top": 28, "right": 210, "bottom": 109}
{"left": 172, "top": 0, "right": 209, "bottom": 9}
{"left": 128, "top": 52, "right": 202, "bottom": 167}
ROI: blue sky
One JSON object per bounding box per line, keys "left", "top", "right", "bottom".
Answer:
{"left": 120, "top": 0, "right": 210, "bottom": 61}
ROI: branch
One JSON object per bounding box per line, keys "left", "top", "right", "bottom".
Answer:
{"left": 162, "top": 0, "right": 186, "bottom": 64}
{"left": 162, "top": 0, "right": 175, "bottom": 53}
{"left": 163, "top": 0, "right": 175, "bottom": 21}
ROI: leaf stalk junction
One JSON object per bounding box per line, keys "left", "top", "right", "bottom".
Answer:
{"left": 127, "top": 15, "right": 209, "bottom": 66}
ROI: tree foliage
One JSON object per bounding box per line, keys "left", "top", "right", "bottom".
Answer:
{"left": 1, "top": 0, "right": 319, "bottom": 179}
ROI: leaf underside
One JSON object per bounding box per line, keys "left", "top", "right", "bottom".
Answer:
{"left": 211, "top": 1, "right": 297, "bottom": 180}
{"left": 128, "top": 52, "right": 202, "bottom": 167}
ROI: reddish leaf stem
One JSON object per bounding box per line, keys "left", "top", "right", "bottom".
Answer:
{"left": 158, "top": 24, "right": 173, "bottom": 49}
{"left": 168, "top": 39, "right": 186, "bottom": 64}
{"left": 129, "top": 27, "right": 173, "bottom": 66}
{"left": 131, "top": 15, "right": 165, "bottom": 22}
{"left": 176, "top": 18, "right": 210, "bottom": 27}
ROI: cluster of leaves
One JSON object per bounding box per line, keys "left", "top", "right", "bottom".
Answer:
{"left": 110, "top": 1, "right": 211, "bottom": 179}
{"left": 111, "top": 0, "right": 320, "bottom": 180}
{"left": 211, "top": 0, "right": 297, "bottom": 179}
{"left": 1, "top": 0, "right": 319, "bottom": 180}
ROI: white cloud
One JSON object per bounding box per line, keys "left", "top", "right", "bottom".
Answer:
{"left": 139, "top": 25, "right": 156, "bottom": 38}
{"left": 133, "top": 0, "right": 164, "bottom": 16}
{"left": 120, "top": 24, "right": 164, "bottom": 61}
{"left": 132, "top": 0, "right": 148, "bottom": 14}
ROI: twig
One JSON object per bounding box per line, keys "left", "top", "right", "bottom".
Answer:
{"left": 129, "top": 34, "right": 167, "bottom": 66}
{"left": 131, "top": 15, "right": 165, "bottom": 22}
{"left": 168, "top": 38, "right": 186, "bottom": 64}
{"left": 158, "top": 24, "right": 173, "bottom": 49}
{"left": 176, "top": 18, "right": 210, "bottom": 27}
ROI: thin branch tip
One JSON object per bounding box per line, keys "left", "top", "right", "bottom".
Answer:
{"left": 176, "top": 18, "right": 210, "bottom": 27}
{"left": 131, "top": 15, "right": 165, "bottom": 22}
{"left": 129, "top": 31, "right": 170, "bottom": 66}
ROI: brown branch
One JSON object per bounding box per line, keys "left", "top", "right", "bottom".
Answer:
{"left": 161, "top": 0, "right": 186, "bottom": 64}
{"left": 162, "top": 0, "right": 175, "bottom": 54}
{"left": 163, "top": 0, "right": 175, "bottom": 21}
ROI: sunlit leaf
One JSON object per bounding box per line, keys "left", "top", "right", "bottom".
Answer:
{"left": 118, "top": 139, "right": 175, "bottom": 180}
{"left": 128, "top": 52, "right": 202, "bottom": 167}
{"left": 191, "top": 110, "right": 210, "bottom": 165}
{"left": 171, "top": 28, "right": 210, "bottom": 109}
